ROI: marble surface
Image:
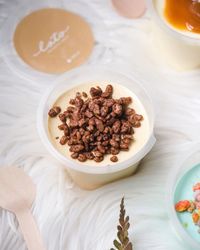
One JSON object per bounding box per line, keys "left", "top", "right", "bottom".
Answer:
{"left": 1, "top": 0, "right": 200, "bottom": 249}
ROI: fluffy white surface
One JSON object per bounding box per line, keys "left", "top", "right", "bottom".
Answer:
{"left": 1, "top": 0, "right": 200, "bottom": 249}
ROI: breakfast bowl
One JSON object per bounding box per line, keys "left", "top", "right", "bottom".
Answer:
{"left": 37, "top": 66, "right": 155, "bottom": 190}
{"left": 148, "top": 0, "right": 200, "bottom": 70}
{"left": 168, "top": 148, "right": 200, "bottom": 249}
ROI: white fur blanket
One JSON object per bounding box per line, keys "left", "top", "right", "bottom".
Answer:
{"left": 1, "top": 0, "right": 200, "bottom": 249}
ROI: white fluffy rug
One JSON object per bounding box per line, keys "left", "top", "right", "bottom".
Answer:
{"left": 1, "top": 0, "right": 200, "bottom": 249}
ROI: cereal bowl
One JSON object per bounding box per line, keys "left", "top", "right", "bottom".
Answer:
{"left": 37, "top": 66, "right": 155, "bottom": 189}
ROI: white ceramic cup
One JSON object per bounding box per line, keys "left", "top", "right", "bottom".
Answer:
{"left": 37, "top": 66, "right": 156, "bottom": 190}
{"left": 148, "top": 0, "right": 200, "bottom": 71}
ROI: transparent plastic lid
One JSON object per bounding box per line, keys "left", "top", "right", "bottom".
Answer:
{"left": 0, "top": 0, "right": 97, "bottom": 82}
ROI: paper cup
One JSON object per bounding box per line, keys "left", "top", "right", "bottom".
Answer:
{"left": 148, "top": 0, "right": 200, "bottom": 70}
{"left": 37, "top": 66, "right": 156, "bottom": 190}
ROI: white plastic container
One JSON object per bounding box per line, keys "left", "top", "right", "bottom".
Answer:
{"left": 37, "top": 66, "right": 156, "bottom": 190}
{"left": 148, "top": 0, "right": 200, "bottom": 70}
{"left": 168, "top": 148, "right": 200, "bottom": 250}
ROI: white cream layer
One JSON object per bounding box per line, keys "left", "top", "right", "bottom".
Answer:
{"left": 48, "top": 82, "right": 150, "bottom": 166}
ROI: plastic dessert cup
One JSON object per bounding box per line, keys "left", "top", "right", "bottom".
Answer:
{"left": 148, "top": 0, "right": 200, "bottom": 70}
{"left": 168, "top": 149, "right": 200, "bottom": 249}
{"left": 37, "top": 66, "right": 155, "bottom": 190}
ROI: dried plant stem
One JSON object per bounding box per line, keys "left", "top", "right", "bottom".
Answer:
{"left": 110, "top": 197, "right": 133, "bottom": 250}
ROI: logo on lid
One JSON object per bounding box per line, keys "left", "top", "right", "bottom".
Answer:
{"left": 33, "top": 26, "right": 70, "bottom": 57}
{"left": 13, "top": 8, "right": 94, "bottom": 74}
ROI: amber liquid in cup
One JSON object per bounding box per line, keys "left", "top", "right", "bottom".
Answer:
{"left": 164, "top": 0, "right": 200, "bottom": 34}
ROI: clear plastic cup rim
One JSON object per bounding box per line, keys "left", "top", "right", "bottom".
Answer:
{"left": 37, "top": 65, "right": 156, "bottom": 174}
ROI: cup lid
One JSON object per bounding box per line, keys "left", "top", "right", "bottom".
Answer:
{"left": 111, "top": 0, "right": 146, "bottom": 19}
{"left": 0, "top": 0, "right": 95, "bottom": 82}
